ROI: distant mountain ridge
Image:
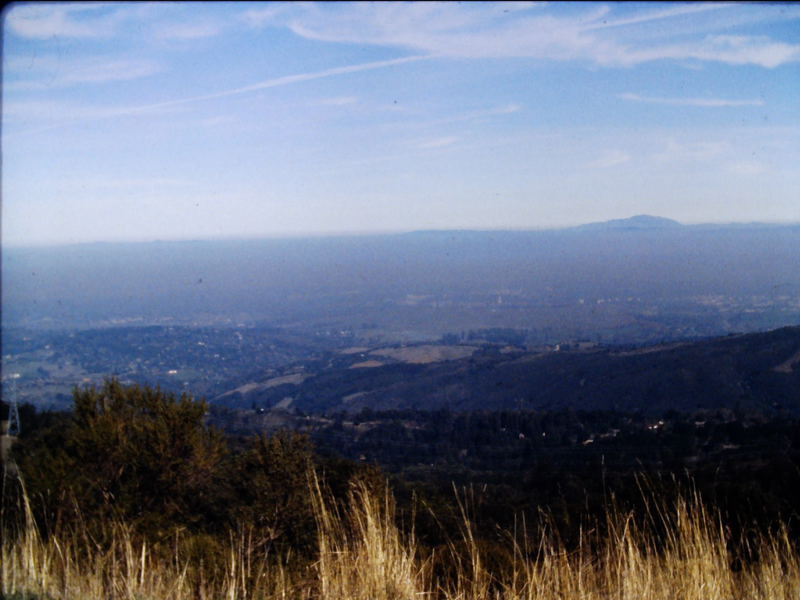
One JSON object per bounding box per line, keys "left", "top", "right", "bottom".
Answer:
{"left": 572, "top": 215, "right": 684, "bottom": 231}
{"left": 405, "top": 215, "right": 683, "bottom": 237}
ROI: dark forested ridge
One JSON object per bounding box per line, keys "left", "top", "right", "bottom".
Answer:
{"left": 215, "top": 326, "right": 800, "bottom": 415}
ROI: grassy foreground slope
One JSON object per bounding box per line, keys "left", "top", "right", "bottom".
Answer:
{"left": 4, "top": 478, "right": 800, "bottom": 600}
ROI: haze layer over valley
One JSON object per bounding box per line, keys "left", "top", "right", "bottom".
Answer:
{"left": 5, "top": 217, "right": 800, "bottom": 338}
{"left": 4, "top": 217, "right": 800, "bottom": 410}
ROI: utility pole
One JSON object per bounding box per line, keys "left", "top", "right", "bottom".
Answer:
{"left": 7, "top": 397, "right": 20, "bottom": 437}
{"left": 5, "top": 374, "right": 20, "bottom": 436}
{"left": 2, "top": 374, "right": 22, "bottom": 529}
{"left": 2, "top": 374, "right": 21, "bottom": 465}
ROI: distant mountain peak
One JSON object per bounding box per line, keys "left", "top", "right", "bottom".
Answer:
{"left": 575, "top": 215, "right": 683, "bottom": 231}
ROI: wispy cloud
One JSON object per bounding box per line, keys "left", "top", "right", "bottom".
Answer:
{"left": 5, "top": 56, "right": 162, "bottom": 90}
{"left": 588, "top": 150, "right": 630, "bottom": 168}
{"left": 195, "top": 115, "right": 237, "bottom": 128}
{"left": 316, "top": 96, "right": 359, "bottom": 106}
{"left": 624, "top": 34, "right": 800, "bottom": 69}
{"left": 655, "top": 139, "right": 730, "bottom": 162}
{"left": 619, "top": 93, "right": 764, "bottom": 107}
{"left": 155, "top": 21, "right": 222, "bottom": 41}
{"left": 416, "top": 136, "right": 459, "bottom": 149}
{"left": 254, "top": 2, "right": 800, "bottom": 68}
{"left": 5, "top": 3, "right": 222, "bottom": 44}
{"left": 480, "top": 104, "right": 522, "bottom": 117}
{"left": 583, "top": 3, "right": 725, "bottom": 31}
{"left": 728, "top": 161, "right": 767, "bottom": 176}
{"left": 4, "top": 56, "right": 427, "bottom": 136}
{"left": 2, "top": 99, "right": 184, "bottom": 134}
{"left": 439, "top": 103, "right": 521, "bottom": 123}
{"left": 420, "top": 104, "right": 522, "bottom": 128}
{"left": 6, "top": 3, "right": 128, "bottom": 39}
{"left": 57, "top": 177, "right": 196, "bottom": 192}
{"left": 240, "top": 4, "right": 294, "bottom": 28}
{"left": 124, "top": 55, "right": 427, "bottom": 114}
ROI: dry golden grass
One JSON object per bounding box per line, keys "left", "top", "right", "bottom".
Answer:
{"left": 3, "top": 474, "right": 800, "bottom": 600}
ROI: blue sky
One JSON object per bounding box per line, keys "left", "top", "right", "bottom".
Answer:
{"left": 3, "top": 1, "right": 799, "bottom": 245}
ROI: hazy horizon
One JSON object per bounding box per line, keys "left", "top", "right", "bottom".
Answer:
{"left": 3, "top": 2, "right": 799, "bottom": 246}
{"left": 4, "top": 213, "right": 800, "bottom": 249}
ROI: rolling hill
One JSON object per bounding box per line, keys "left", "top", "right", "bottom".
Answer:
{"left": 215, "top": 326, "right": 800, "bottom": 416}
